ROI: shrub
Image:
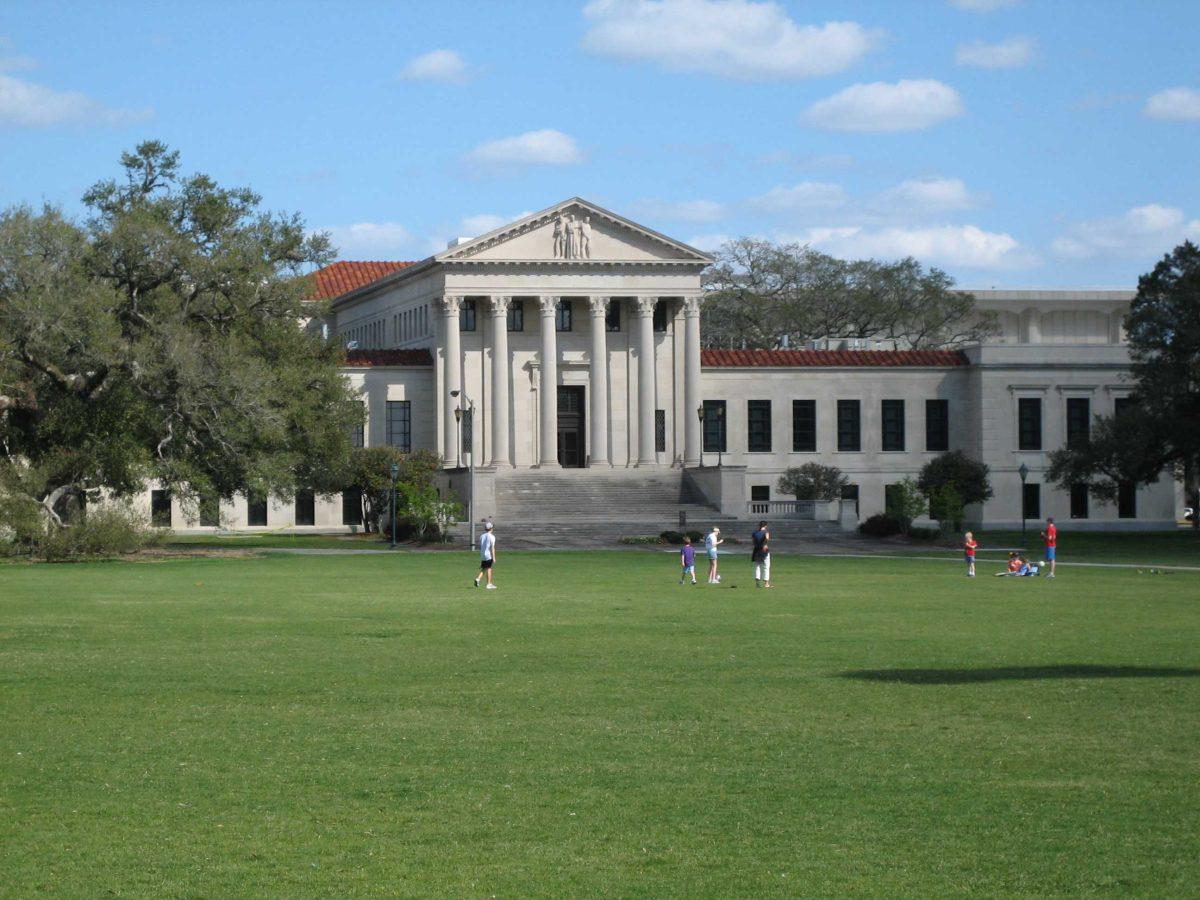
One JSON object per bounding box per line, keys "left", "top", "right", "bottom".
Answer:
{"left": 686, "top": 529, "right": 704, "bottom": 542}
{"left": 659, "top": 530, "right": 685, "bottom": 544}
{"left": 13, "top": 502, "right": 164, "bottom": 561}
{"left": 619, "top": 535, "right": 662, "bottom": 545}
{"left": 859, "top": 514, "right": 903, "bottom": 538}
{"left": 885, "top": 478, "right": 927, "bottom": 535}
{"left": 778, "top": 463, "right": 848, "bottom": 501}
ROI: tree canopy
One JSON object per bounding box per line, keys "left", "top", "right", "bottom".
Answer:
{"left": 0, "top": 142, "right": 360, "bottom": 524}
{"left": 701, "top": 238, "right": 998, "bottom": 350}
{"left": 777, "top": 463, "right": 848, "bottom": 501}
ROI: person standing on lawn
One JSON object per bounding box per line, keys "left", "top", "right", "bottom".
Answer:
{"left": 964, "top": 531, "right": 978, "bottom": 577}
{"left": 474, "top": 521, "right": 497, "bottom": 589}
{"left": 1041, "top": 516, "right": 1057, "bottom": 578}
{"left": 704, "top": 526, "right": 724, "bottom": 584}
{"left": 679, "top": 537, "right": 698, "bottom": 585}
{"left": 751, "top": 521, "right": 772, "bottom": 588}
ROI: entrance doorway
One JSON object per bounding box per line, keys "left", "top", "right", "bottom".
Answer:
{"left": 557, "top": 386, "right": 586, "bottom": 467}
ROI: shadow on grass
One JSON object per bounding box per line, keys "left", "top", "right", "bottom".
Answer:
{"left": 840, "top": 664, "right": 1200, "bottom": 685}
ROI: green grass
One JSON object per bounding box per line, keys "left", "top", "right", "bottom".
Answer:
{"left": 166, "top": 532, "right": 391, "bottom": 550}
{"left": 891, "top": 528, "right": 1200, "bottom": 567}
{"left": 2, "top": 551, "right": 1198, "bottom": 896}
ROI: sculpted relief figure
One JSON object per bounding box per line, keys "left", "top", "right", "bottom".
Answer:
{"left": 578, "top": 216, "right": 591, "bottom": 259}
{"left": 552, "top": 211, "right": 591, "bottom": 259}
{"left": 552, "top": 215, "right": 565, "bottom": 259}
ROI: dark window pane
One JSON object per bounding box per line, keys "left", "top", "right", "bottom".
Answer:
{"left": 702, "top": 400, "right": 726, "bottom": 453}
{"left": 386, "top": 400, "right": 411, "bottom": 452}
{"left": 349, "top": 400, "right": 365, "bottom": 449}
{"left": 342, "top": 488, "right": 362, "bottom": 526}
{"left": 882, "top": 399, "right": 905, "bottom": 452}
{"left": 1070, "top": 483, "right": 1089, "bottom": 519}
{"left": 792, "top": 400, "right": 816, "bottom": 452}
{"left": 1114, "top": 396, "right": 1133, "bottom": 418}
{"left": 837, "top": 400, "right": 861, "bottom": 452}
{"left": 1118, "top": 481, "right": 1137, "bottom": 518}
{"left": 507, "top": 299, "right": 524, "bottom": 332}
{"left": 295, "top": 489, "right": 315, "bottom": 526}
{"left": 150, "top": 490, "right": 172, "bottom": 528}
{"left": 556, "top": 299, "right": 572, "bottom": 332}
{"left": 652, "top": 303, "right": 667, "bottom": 332}
{"left": 925, "top": 399, "right": 949, "bottom": 452}
{"left": 605, "top": 302, "right": 620, "bottom": 332}
{"left": 247, "top": 492, "right": 268, "bottom": 527}
{"left": 655, "top": 409, "right": 666, "bottom": 453}
{"left": 199, "top": 495, "right": 220, "bottom": 527}
{"left": 1018, "top": 398, "right": 1042, "bottom": 451}
{"left": 747, "top": 400, "right": 771, "bottom": 452}
{"left": 1066, "top": 397, "right": 1090, "bottom": 449}
{"left": 751, "top": 485, "right": 770, "bottom": 502}
{"left": 459, "top": 299, "right": 476, "bottom": 332}
{"left": 1022, "top": 483, "right": 1040, "bottom": 521}
{"left": 841, "top": 483, "right": 859, "bottom": 517}
{"left": 461, "top": 407, "right": 473, "bottom": 455}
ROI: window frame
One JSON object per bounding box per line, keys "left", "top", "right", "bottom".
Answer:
{"left": 837, "top": 400, "right": 861, "bottom": 452}
{"left": 655, "top": 409, "right": 666, "bottom": 453}
{"left": 1021, "top": 483, "right": 1041, "bottom": 521}
{"left": 150, "top": 489, "right": 172, "bottom": 528}
{"left": 792, "top": 399, "right": 816, "bottom": 452}
{"left": 386, "top": 400, "right": 412, "bottom": 452}
{"left": 702, "top": 400, "right": 726, "bottom": 453}
{"left": 295, "top": 489, "right": 316, "bottom": 526}
{"left": 556, "top": 299, "right": 573, "bottom": 332}
{"left": 507, "top": 298, "right": 524, "bottom": 332}
{"left": 247, "top": 492, "right": 268, "bottom": 527}
{"left": 459, "top": 299, "right": 477, "bottom": 332}
{"left": 1118, "top": 481, "right": 1137, "bottom": 519}
{"left": 881, "top": 399, "right": 905, "bottom": 452}
{"left": 1018, "top": 397, "right": 1042, "bottom": 451}
{"left": 925, "top": 399, "right": 949, "bottom": 452}
{"left": 652, "top": 303, "right": 668, "bottom": 333}
{"left": 1066, "top": 397, "right": 1090, "bottom": 450}
{"left": 1070, "top": 483, "right": 1089, "bottom": 519}
{"left": 605, "top": 302, "right": 621, "bottom": 332}
{"left": 747, "top": 399, "right": 772, "bottom": 453}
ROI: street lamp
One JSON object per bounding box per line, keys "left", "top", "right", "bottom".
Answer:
{"left": 451, "top": 389, "right": 477, "bottom": 547}
{"left": 1018, "top": 462, "right": 1030, "bottom": 549}
{"left": 696, "top": 404, "right": 705, "bottom": 467}
{"left": 389, "top": 461, "right": 399, "bottom": 549}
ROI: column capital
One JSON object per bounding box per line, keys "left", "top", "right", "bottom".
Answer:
{"left": 634, "top": 296, "right": 658, "bottom": 316}
{"left": 682, "top": 295, "right": 701, "bottom": 317}
{"left": 438, "top": 294, "right": 463, "bottom": 315}
{"left": 587, "top": 296, "right": 611, "bottom": 316}
{"left": 538, "top": 295, "right": 560, "bottom": 315}
{"left": 488, "top": 295, "right": 511, "bottom": 315}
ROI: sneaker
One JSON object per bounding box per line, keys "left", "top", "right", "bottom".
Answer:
{"left": 486, "top": 584, "right": 498, "bottom": 590}
{"left": 473, "top": 577, "right": 480, "bottom": 587}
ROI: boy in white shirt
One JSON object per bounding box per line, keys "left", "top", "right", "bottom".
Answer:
{"left": 474, "top": 521, "right": 497, "bottom": 589}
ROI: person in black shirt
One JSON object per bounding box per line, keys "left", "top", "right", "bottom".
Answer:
{"left": 751, "top": 521, "right": 772, "bottom": 588}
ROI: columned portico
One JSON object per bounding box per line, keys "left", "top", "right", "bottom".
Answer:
{"left": 488, "top": 295, "right": 511, "bottom": 467}
{"left": 538, "top": 296, "right": 560, "bottom": 468}
{"left": 587, "top": 296, "right": 610, "bottom": 466}
{"left": 634, "top": 297, "right": 657, "bottom": 466}
{"left": 440, "top": 294, "right": 462, "bottom": 467}
{"left": 683, "top": 295, "right": 702, "bottom": 467}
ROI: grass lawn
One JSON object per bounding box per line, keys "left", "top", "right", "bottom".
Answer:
{"left": 2, "top": 551, "right": 1198, "bottom": 896}
{"left": 889, "top": 529, "right": 1200, "bottom": 567}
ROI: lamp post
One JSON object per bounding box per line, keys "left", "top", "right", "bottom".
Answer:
{"left": 451, "top": 389, "right": 476, "bottom": 548}
{"left": 389, "top": 461, "right": 399, "bottom": 549}
{"left": 1018, "top": 462, "right": 1030, "bottom": 549}
{"left": 696, "top": 404, "right": 705, "bottom": 467}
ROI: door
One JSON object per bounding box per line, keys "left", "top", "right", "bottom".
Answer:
{"left": 557, "top": 386, "right": 586, "bottom": 468}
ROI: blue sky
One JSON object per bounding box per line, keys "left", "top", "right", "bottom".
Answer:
{"left": 2, "top": 0, "right": 1198, "bottom": 287}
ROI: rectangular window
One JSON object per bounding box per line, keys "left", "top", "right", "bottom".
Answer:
{"left": 150, "top": 489, "right": 172, "bottom": 528}
{"left": 247, "top": 492, "right": 268, "bottom": 527}
{"left": 747, "top": 400, "right": 772, "bottom": 452}
{"left": 350, "top": 400, "right": 365, "bottom": 449}
{"left": 652, "top": 303, "right": 668, "bottom": 332}
{"left": 1118, "top": 481, "right": 1137, "bottom": 519}
{"left": 1022, "top": 483, "right": 1040, "bottom": 521}
{"left": 925, "top": 399, "right": 949, "bottom": 452}
{"left": 198, "top": 494, "right": 220, "bottom": 527}
{"left": 556, "top": 299, "right": 572, "bottom": 332}
{"left": 1018, "top": 398, "right": 1042, "bottom": 450}
{"left": 841, "top": 483, "right": 859, "bottom": 517}
{"left": 459, "top": 299, "right": 477, "bottom": 332}
{"left": 1066, "top": 397, "right": 1090, "bottom": 449}
{"left": 884, "top": 483, "right": 902, "bottom": 517}
{"left": 605, "top": 302, "right": 620, "bottom": 332}
{"left": 751, "top": 485, "right": 770, "bottom": 502}
{"left": 342, "top": 488, "right": 362, "bottom": 526}
{"left": 655, "top": 409, "right": 666, "bottom": 453}
{"left": 295, "top": 489, "right": 315, "bottom": 526}
{"left": 881, "top": 399, "right": 905, "bottom": 452}
{"left": 792, "top": 400, "right": 816, "bottom": 452}
{"left": 702, "top": 400, "right": 726, "bottom": 453}
{"left": 1070, "top": 483, "right": 1089, "bottom": 519}
{"left": 1114, "top": 396, "right": 1133, "bottom": 418}
{"left": 461, "top": 407, "right": 473, "bottom": 455}
{"left": 837, "top": 400, "right": 861, "bottom": 452}
{"left": 386, "top": 400, "right": 411, "bottom": 452}
{"left": 507, "top": 298, "right": 524, "bottom": 332}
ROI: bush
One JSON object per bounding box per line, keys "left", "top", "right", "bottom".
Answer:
{"left": 859, "top": 514, "right": 903, "bottom": 538}
{"left": 778, "top": 463, "right": 848, "bottom": 501}
{"left": 619, "top": 535, "right": 662, "bottom": 545}
{"left": 686, "top": 529, "right": 704, "bottom": 542}
{"left": 659, "top": 530, "right": 685, "bottom": 545}
{"left": 4, "top": 502, "right": 165, "bottom": 561}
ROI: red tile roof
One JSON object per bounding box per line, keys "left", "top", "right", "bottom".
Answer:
{"left": 342, "top": 348, "right": 433, "bottom": 367}
{"left": 702, "top": 349, "right": 970, "bottom": 368}
{"left": 308, "top": 261, "right": 416, "bottom": 301}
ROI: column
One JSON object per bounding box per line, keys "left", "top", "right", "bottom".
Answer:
{"left": 488, "top": 296, "right": 511, "bottom": 467}
{"left": 440, "top": 295, "right": 462, "bottom": 468}
{"left": 683, "top": 296, "right": 702, "bottom": 468}
{"left": 635, "top": 297, "right": 657, "bottom": 466}
{"left": 538, "top": 296, "right": 560, "bottom": 468}
{"left": 587, "top": 296, "right": 610, "bottom": 466}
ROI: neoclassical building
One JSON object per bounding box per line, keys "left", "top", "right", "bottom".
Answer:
{"left": 146, "top": 198, "right": 1179, "bottom": 532}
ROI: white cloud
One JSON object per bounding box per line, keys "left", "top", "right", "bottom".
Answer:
{"left": 948, "top": 0, "right": 1020, "bottom": 10}
{"left": 633, "top": 198, "right": 727, "bottom": 222}
{"left": 0, "top": 72, "right": 151, "bottom": 127}
{"left": 1052, "top": 204, "right": 1200, "bottom": 259}
{"left": 803, "top": 79, "right": 964, "bottom": 132}
{"left": 459, "top": 214, "right": 510, "bottom": 235}
{"left": 748, "top": 181, "right": 847, "bottom": 214}
{"left": 324, "top": 222, "right": 414, "bottom": 259}
{"left": 878, "top": 177, "right": 977, "bottom": 214}
{"left": 464, "top": 129, "right": 583, "bottom": 168}
{"left": 0, "top": 37, "right": 37, "bottom": 72}
{"left": 1144, "top": 87, "right": 1200, "bottom": 122}
{"left": 398, "top": 49, "right": 469, "bottom": 84}
{"left": 686, "top": 233, "right": 732, "bottom": 252}
{"left": 582, "top": 0, "right": 879, "bottom": 81}
{"left": 796, "top": 223, "right": 1031, "bottom": 269}
{"left": 954, "top": 36, "right": 1034, "bottom": 69}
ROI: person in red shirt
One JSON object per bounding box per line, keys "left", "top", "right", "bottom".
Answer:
{"left": 964, "top": 531, "right": 979, "bottom": 578}
{"left": 1041, "top": 517, "right": 1057, "bottom": 578}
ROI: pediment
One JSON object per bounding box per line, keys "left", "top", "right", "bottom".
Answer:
{"left": 435, "top": 198, "right": 713, "bottom": 265}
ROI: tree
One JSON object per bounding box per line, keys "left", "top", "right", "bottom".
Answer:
{"left": 343, "top": 447, "right": 454, "bottom": 538}
{"left": 1046, "top": 406, "right": 1166, "bottom": 504}
{"left": 777, "top": 463, "right": 848, "bottom": 501}
{"left": 0, "top": 143, "right": 359, "bottom": 530}
{"left": 917, "top": 451, "right": 994, "bottom": 510}
{"left": 701, "top": 239, "right": 998, "bottom": 350}
{"left": 886, "top": 477, "right": 928, "bottom": 534}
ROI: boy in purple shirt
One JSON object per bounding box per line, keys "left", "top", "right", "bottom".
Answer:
{"left": 679, "top": 537, "right": 698, "bottom": 585}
